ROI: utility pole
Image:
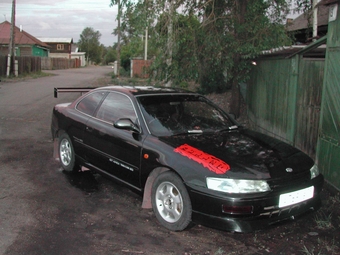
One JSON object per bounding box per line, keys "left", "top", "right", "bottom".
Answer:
{"left": 6, "top": 0, "right": 16, "bottom": 77}
{"left": 144, "top": 0, "right": 148, "bottom": 61}
{"left": 165, "top": 0, "right": 174, "bottom": 87}
{"left": 312, "top": 0, "right": 318, "bottom": 40}
{"left": 144, "top": 27, "right": 148, "bottom": 60}
{"left": 116, "top": 0, "right": 121, "bottom": 78}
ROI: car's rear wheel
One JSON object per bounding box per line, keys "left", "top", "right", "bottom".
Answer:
{"left": 151, "top": 171, "right": 192, "bottom": 231}
{"left": 59, "top": 132, "right": 75, "bottom": 172}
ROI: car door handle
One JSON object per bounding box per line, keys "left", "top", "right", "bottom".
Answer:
{"left": 86, "top": 126, "right": 93, "bottom": 132}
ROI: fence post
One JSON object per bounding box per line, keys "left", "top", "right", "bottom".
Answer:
{"left": 14, "top": 60, "right": 18, "bottom": 76}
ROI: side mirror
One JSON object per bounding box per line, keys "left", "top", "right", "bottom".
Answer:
{"left": 114, "top": 118, "right": 141, "bottom": 133}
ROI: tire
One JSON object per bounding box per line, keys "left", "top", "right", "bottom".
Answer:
{"left": 58, "top": 132, "right": 76, "bottom": 172}
{"left": 151, "top": 171, "right": 192, "bottom": 231}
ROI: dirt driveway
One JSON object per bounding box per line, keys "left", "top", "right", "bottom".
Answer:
{"left": 0, "top": 67, "right": 339, "bottom": 255}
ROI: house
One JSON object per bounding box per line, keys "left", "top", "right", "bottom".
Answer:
{"left": 287, "top": 4, "right": 330, "bottom": 44}
{"left": 70, "top": 44, "right": 86, "bottom": 67}
{"left": 0, "top": 21, "right": 49, "bottom": 57}
{"left": 38, "top": 38, "right": 86, "bottom": 67}
{"left": 38, "top": 38, "right": 73, "bottom": 58}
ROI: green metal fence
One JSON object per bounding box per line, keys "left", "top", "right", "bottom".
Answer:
{"left": 248, "top": 52, "right": 324, "bottom": 159}
{"left": 317, "top": 3, "right": 340, "bottom": 190}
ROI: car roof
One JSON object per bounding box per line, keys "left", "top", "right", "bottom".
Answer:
{"left": 93, "top": 85, "right": 197, "bottom": 97}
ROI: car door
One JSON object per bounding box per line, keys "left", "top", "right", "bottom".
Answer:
{"left": 83, "top": 92, "right": 143, "bottom": 188}
{"left": 69, "top": 90, "right": 108, "bottom": 159}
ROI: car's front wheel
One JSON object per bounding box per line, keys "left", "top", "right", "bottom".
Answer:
{"left": 58, "top": 132, "right": 75, "bottom": 172}
{"left": 151, "top": 171, "right": 192, "bottom": 231}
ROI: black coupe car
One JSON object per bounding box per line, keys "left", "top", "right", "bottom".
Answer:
{"left": 51, "top": 85, "right": 324, "bottom": 232}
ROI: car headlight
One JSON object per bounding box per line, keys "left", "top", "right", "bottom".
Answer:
{"left": 310, "top": 165, "right": 320, "bottom": 179}
{"left": 206, "top": 178, "right": 270, "bottom": 193}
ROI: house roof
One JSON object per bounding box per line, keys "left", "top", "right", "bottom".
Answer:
{"left": 258, "top": 36, "right": 327, "bottom": 59}
{"left": 259, "top": 44, "right": 326, "bottom": 58}
{"left": 287, "top": 4, "right": 330, "bottom": 32}
{"left": 38, "top": 38, "right": 73, "bottom": 44}
{"left": 0, "top": 21, "right": 49, "bottom": 48}
{"left": 317, "top": 0, "right": 339, "bottom": 6}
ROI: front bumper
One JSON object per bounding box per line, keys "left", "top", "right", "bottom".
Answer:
{"left": 187, "top": 174, "right": 324, "bottom": 232}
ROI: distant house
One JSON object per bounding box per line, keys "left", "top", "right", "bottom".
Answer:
{"left": 0, "top": 21, "right": 49, "bottom": 57}
{"left": 38, "top": 38, "right": 86, "bottom": 67}
{"left": 70, "top": 46, "right": 86, "bottom": 67}
{"left": 38, "top": 38, "right": 73, "bottom": 58}
{"left": 287, "top": 4, "right": 330, "bottom": 44}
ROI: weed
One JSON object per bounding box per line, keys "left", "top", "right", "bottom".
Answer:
{"left": 253, "top": 233, "right": 258, "bottom": 243}
{"left": 314, "top": 211, "right": 333, "bottom": 230}
{"left": 330, "top": 194, "right": 340, "bottom": 205}
{"left": 322, "top": 237, "right": 339, "bottom": 254}
{"left": 301, "top": 244, "right": 323, "bottom": 255}
{"left": 214, "top": 247, "right": 226, "bottom": 255}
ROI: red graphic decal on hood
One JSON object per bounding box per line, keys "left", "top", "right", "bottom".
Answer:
{"left": 174, "top": 144, "right": 230, "bottom": 174}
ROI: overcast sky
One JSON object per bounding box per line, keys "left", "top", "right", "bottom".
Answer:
{"left": 1, "top": 0, "right": 118, "bottom": 46}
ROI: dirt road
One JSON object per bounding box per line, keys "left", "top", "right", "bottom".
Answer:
{"left": 0, "top": 67, "right": 339, "bottom": 255}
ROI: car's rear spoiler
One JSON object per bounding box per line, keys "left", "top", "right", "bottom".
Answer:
{"left": 54, "top": 87, "right": 96, "bottom": 98}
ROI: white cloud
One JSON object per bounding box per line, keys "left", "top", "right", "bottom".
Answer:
{"left": 1, "top": 0, "right": 118, "bottom": 46}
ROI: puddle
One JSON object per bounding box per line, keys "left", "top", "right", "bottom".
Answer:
{"left": 63, "top": 170, "right": 99, "bottom": 193}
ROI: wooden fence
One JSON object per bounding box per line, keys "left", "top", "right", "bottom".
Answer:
{"left": 0, "top": 56, "right": 41, "bottom": 77}
{"left": 0, "top": 56, "right": 81, "bottom": 77}
{"left": 17, "top": 56, "right": 41, "bottom": 74}
{"left": 131, "top": 59, "right": 152, "bottom": 78}
{"left": 41, "top": 57, "right": 80, "bottom": 70}
{"left": 0, "top": 55, "right": 6, "bottom": 76}
{"left": 248, "top": 56, "right": 324, "bottom": 159}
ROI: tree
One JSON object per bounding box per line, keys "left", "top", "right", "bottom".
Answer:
{"left": 191, "top": 0, "right": 292, "bottom": 116}
{"left": 111, "top": 0, "right": 293, "bottom": 116}
{"left": 78, "top": 27, "right": 102, "bottom": 64}
{"left": 103, "top": 46, "right": 117, "bottom": 65}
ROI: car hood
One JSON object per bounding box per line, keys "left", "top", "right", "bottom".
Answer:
{"left": 158, "top": 129, "right": 314, "bottom": 180}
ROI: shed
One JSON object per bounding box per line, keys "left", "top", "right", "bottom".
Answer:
{"left": 248, "top": 0, "right": 340, "bottom": 191}
{"left": 247, "top": 38, "right": 326, "bottom": 162}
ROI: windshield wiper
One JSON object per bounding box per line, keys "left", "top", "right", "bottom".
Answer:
{"left": 173, "top": 129, "right": 203, "bottom": 136}
{"left": 188, "top": 129, "right": 203, "bottom": 134}
{"left": 216, "top": 125, "right": 238, "bottom": 133}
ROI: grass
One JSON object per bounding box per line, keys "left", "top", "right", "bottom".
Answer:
{"left": 314, "top": 211, "right": 333, "bottom": 230}
{"left": 302, "top": 237, "right": 339, "bottom": 255}
{"left": 111, "top": 76, "right": 152, "bottom": 86}
{"left": 301, "top": 244, "right": 322, "bottom": 255}
{"left": 303, "top": 189, "right": 340, "bottom": 255}
{"left": 1, "top": 71, "right": 53, "bottom": 82}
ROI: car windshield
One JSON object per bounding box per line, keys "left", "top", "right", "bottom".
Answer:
{"left": 138, "top": 94, "right": 235, "bottom": 136}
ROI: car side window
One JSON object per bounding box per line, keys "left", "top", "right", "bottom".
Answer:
{"left": 96, "top": 92, "right": 137, "bottom": 123}
{"left": 76, "top": 91, "right": 107, "bottom": 116}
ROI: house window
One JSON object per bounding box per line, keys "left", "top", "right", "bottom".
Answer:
{"left": 57, "top": 44, "right": 64, "bottom": 50}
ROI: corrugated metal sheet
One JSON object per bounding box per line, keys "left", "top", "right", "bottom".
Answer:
{"left": 37, "top": 38, "right": 73, "bottom": 44}
{"left": 317, "top": 3, "right": 340, "bottom": 190}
